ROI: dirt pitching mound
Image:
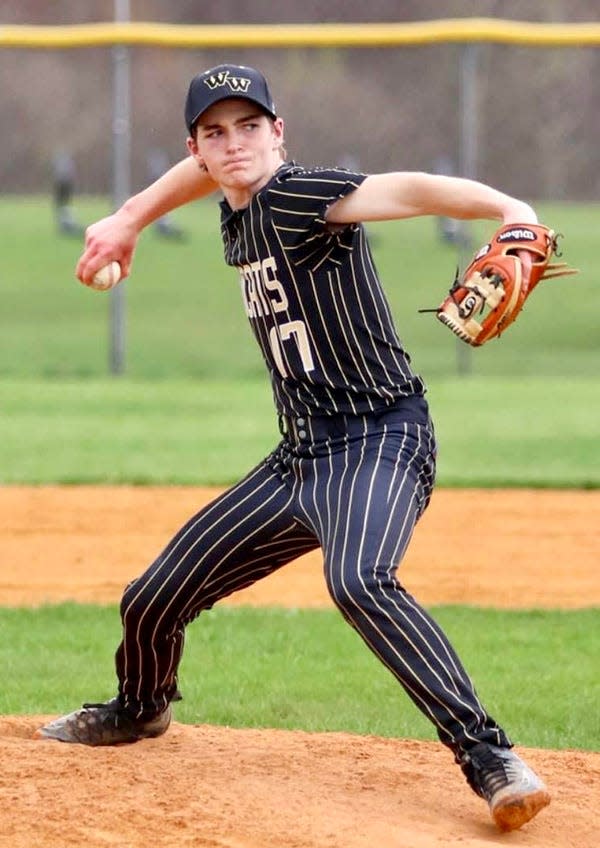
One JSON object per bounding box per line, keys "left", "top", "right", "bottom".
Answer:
{"left": 1, "top": 486, "right": 598, "bottom": 847}
{"left": 2, "top": 718, "right": 598, "bottom": 848}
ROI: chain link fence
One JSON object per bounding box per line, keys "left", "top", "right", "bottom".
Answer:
{"left": 2, "top": 38, "right": 600, "bottom": 200}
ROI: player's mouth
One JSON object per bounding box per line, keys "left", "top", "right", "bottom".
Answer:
{"left": 223, "top": 158, "right": 251, "bottom": 170}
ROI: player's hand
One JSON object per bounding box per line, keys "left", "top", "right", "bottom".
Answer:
{"left": 76, "top": 209, "right": 140, "bottom": 285}
{"left": 516, "top": 249, "right": 533, "bottom": 296}
{"left": 502, "top": 206, "right": 536, "bottom": 296}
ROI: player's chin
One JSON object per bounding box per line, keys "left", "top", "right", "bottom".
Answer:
{"left": 223, "top": 172, "right": 253, "bottom": 189}
{"left": 221, "top": 174, "right": 261, "bottom": 196}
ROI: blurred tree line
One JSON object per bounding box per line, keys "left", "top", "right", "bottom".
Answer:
{"left": 1, "top": 0, "right": 599, "bottom": 200}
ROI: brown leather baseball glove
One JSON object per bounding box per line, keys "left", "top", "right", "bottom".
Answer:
{"left": 427, "top": 223, "right": 578, "bottom": 346}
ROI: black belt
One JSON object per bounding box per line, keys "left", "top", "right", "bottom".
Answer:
{"left": 278, "top": 396, "right": 430, "bottom": 444}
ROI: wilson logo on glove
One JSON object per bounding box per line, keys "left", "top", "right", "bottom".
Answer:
{"left": 497, "top": 228, "right": 537, "bottom": 243}
{"left": 420, "top": 223, "right": 579, "bottom": 346}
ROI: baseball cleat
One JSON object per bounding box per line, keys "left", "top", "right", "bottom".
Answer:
{"left": 460, "top": 743, "right": 551, "bottom": 832}
{"left": 34, "top": 697, "right": 171, "bottom": 746}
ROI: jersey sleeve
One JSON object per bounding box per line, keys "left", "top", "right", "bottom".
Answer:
{"left": 268, "top": 166, "right": 368, "bottom": 272}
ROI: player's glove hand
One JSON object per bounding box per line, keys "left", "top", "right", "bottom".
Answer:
{"left": 424, "top": 223, "right": 578, "bottom": 346}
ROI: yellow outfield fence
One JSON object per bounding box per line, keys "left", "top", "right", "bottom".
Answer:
{"left": 2, "top": 18, "right": 600, "bottom": 48}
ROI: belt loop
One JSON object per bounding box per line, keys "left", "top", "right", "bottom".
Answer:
{"left": 278, "top": 413, "right": 287, "bottom": 437}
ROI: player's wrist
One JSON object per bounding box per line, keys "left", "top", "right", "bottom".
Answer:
{"left": 501, "top": 202, "right": 538, "bottom": 226}
{"left": 118, "top": 198, "right": 147, "bottom": 234}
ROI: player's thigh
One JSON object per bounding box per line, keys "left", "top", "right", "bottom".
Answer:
{"left": 121, "top": 459, "right": 318, "bottom": 621}
{"left": 316, "top": 422, "right": 435, "bottom": 600}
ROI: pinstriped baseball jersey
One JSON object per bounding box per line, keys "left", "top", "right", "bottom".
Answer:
{"left": 220, "top": 163, "right": 426, "bottom": 416}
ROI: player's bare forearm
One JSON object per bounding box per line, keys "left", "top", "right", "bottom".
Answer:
{"left": 76, "top": 157, "right": 219, "bottom": 284}
{"left": 327, "top": 172, "right": 537, "bottom": 227}
{"left": 123, "top": 157, "right": 219, "bottom": 229}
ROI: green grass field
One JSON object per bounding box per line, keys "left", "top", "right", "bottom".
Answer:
{"left": 1, "top": 604, "right": 598, "bottom": 751}
{"left": 1, "top": 196, "right": 597, "bottom": 751}
{"left": 0, "top": 375, "right": 598, "bottom": 486}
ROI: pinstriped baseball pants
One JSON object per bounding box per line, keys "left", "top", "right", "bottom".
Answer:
{"left": 115, "top": 396, "right": 510, "bottom": 754}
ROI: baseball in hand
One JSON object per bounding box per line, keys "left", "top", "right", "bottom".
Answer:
{"left": 90, "top": 261, "right": 122, "bottom": 291}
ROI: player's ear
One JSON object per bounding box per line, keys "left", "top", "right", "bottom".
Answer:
{"left": 272, "top": 117, "right": 285, "bottom": 151}
{"left": 186, "top": 136, "right": 207, "bottom": 172}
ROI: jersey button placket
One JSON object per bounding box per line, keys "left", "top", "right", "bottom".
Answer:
{"left": 296, "top": 418, "right": 307, "bottom": 440}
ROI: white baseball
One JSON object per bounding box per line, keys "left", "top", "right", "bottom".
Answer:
{"left": 90, "top": 261, "right": 122, "bottom": 291}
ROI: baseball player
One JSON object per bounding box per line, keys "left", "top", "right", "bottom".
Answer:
{"left": 37, "top": 64, "right": 549, "bottom": 833}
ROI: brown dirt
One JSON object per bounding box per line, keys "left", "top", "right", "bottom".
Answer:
{"left": 1, "top": 485, "right": 598, "bottom": 848}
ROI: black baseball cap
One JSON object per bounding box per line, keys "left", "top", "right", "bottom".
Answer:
{"left": 185, "top": 64, "right": 277, "bottom": 134}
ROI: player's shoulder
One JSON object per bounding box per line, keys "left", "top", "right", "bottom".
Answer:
{"left": 274, "top": 162, "right": 365, "bottom": 184}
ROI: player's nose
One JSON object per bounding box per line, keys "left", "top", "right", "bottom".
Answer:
{"left": 227, "top": 130, "right": 246, "bottom": 150}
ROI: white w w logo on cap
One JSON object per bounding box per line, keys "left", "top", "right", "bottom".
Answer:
{"left": 204, "top": 70, "right": 251, "bottom": 93}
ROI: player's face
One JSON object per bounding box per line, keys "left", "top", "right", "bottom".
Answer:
{"left": 187, "top": 98, "right": 284, "bottom": 205}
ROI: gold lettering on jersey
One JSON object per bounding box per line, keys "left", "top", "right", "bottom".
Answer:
{"left": 238, "top": 257, "right": 288, "bottom": 318}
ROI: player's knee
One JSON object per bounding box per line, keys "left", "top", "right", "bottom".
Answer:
{"left": 120, "top": 577, "right": 163, "bottom": 630}
{"left": 325, "top": 561, "right": 403, "bottom": 614}
{"left": 120, "top": 579, "right": 144, "bottom": 622}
